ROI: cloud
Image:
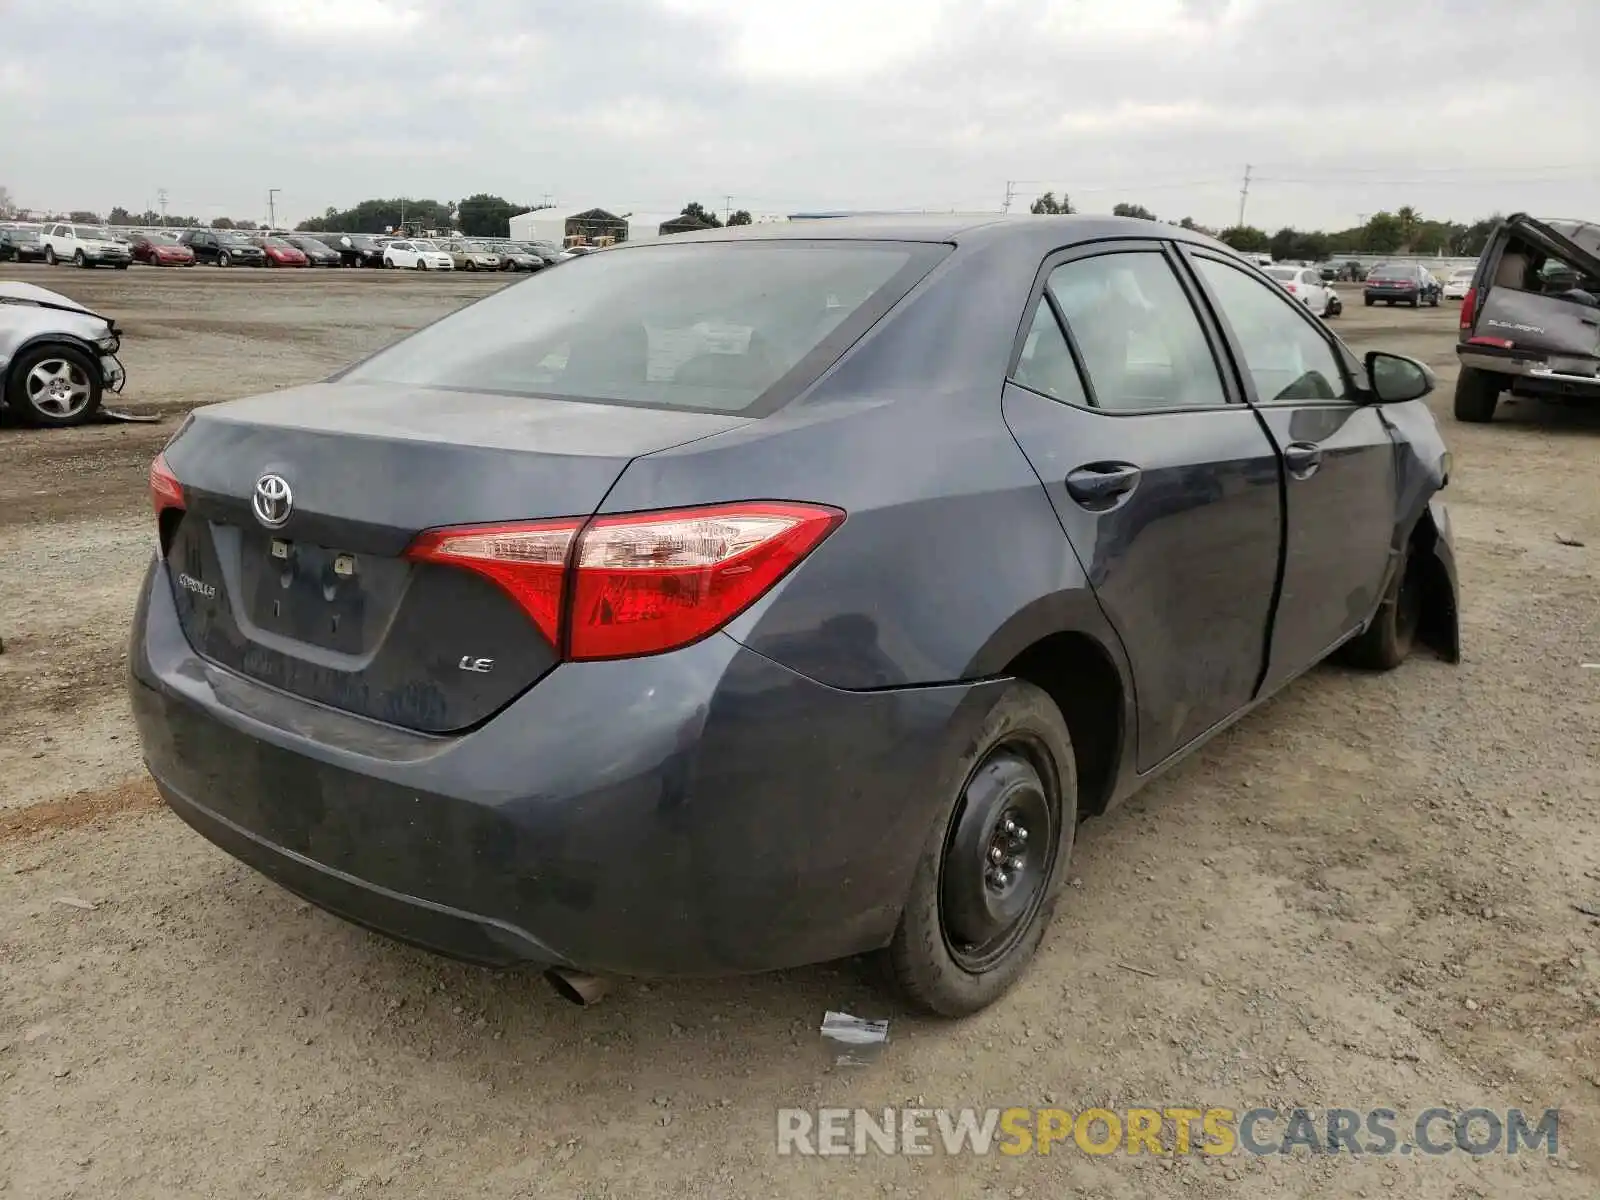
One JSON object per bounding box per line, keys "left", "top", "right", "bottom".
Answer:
{"left": 1, "top": 0, "right": 1596, "bottom": 231}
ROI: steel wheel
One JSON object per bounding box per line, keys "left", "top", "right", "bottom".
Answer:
{"left": 25, "top": 356, "right": 94, "bottom": 421}
{"left": 938, "top": 742, "right": 1060, "bottom": 973}
{"left": 43, "top": 246, "right": 56, "bottom": 265}
{"left": 218, "top": 251, "right": 230, "bottom": 268}
{"left": 74, "top": 250, "right": 87, "bottom": 268}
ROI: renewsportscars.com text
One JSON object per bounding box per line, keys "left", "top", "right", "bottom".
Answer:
{"left": 776, "top": 1106, "right": 1560, "bottom": 1158}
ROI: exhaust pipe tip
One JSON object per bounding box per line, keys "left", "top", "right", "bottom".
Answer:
{"left": 545, "top": 967, "right": 610, "bottom": 1007}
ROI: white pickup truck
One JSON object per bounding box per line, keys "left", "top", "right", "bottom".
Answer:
{"left": 39, "top": 223, "right": 133, "bottom": 269}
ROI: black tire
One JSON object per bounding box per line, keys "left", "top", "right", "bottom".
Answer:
{"left": 43, "top": 246, "right": 56, "bottom": 266}
{"left": 886, "top": 680, "right": 1077, "bottom": 1016}
{"left": 414, "top": 258, "right": 426, "bottom": 270}
{"left": 1338, "top": 548, "right": 1421, "bottom": 670}
{"left": 465, "top": 260, "right": 477, "bottom": 271}
{"left": 6, "top": 342, "right": 103, "bottom": 428}
{"left": 1429, "top": 293, "right": 1440, "bottom": 307}
{"left": 1363, "top": 296, "right": 1374, "bottom": 307}
{"left": 1409, "top": 294, "right": 1420, "bottom": 308}
{"left": 218, "top": 251, "right": 231, "bottom": 268}
{"left": 74, "top": 250, "right": 87, "bottom": 268}
{"left": 1453, "top": 366, "right": 1501, "bottom": 423}
{"left": 115, "top": 262, "right": 128, "bottom": 270}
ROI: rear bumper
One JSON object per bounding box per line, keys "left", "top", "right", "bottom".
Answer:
{"left": 1365, "top": 288, "right": 1418, "bottom": 301}
{"left": 129, "top": 557, "right": 993, "bottom": 976}
{"left": 1456, "top": 350, "right": 1600, "bottom": 397}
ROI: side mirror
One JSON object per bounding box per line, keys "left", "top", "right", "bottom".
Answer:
{"left": 1365, "top": 351, "right": 1435, "bottom": 403}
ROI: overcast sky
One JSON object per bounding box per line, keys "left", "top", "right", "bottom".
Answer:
{"left": 5, "top": 0, "right": 1597, "bottom": 231}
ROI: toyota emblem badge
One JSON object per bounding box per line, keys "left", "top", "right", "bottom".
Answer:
{"left": 252, "top": 473, "right": 293, "bottom": 528}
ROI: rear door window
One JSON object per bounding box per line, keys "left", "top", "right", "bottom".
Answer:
{"left": 1045, "top": 252, "right": 1229, "bottom": 411}
{"left": 344, "top": 241, "right": 947, "bottom": 414}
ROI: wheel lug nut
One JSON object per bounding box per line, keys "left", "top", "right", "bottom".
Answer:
{"left": 989, "top": 846, "right": 1004, "bottom": 863}
{"left": 1003, "top": 819, "right": 1017, "bottom": 835}
{"left": 1015, "top": 826, "right": 1028, "bottom": 842}
{"left": 1009, "top": 857, "right": 1024, "bottom": 871}
{"left": 994, "top": 871, "right": 1010, "bottom": 887}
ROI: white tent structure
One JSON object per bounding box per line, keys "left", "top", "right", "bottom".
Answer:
{"left": 508, "top": 208, "right": 671, "bottom": 245}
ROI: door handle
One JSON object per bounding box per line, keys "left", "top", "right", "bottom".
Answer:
{"left": 1284, "top": 441, "right": 1323, "bottom": 478}
{"left": 1065, "top": 462, "right": 1142, "bottom": 507}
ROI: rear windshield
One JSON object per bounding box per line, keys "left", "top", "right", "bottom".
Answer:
{"left": 343, "top": 240, "right": 942, "bottom": 413}
{"left": 1370, "top": 265, "right": 1416, "bottom": 279}
{"left": 1266, "top": 268, "right": 1297, "bottom": 281}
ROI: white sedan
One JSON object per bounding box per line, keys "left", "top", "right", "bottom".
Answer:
{"left": 1265, "top": 265, "right": 1340, "bottom": 318}
{"left": 382, "top": 239, "right": 454, "bottom": 270}
{"left": 1442, "top": 268, "right": 1474, "bottom": 300}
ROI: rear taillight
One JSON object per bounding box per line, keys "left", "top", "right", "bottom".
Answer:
{"left": 407, "top": 502, "right": 844, "bottom": 660}
{"left": 1285, "top": 284, "right": 1297, "bottom": 293}
{"left": 149, "top": 453, "right": 185, "bottom": 515}
{"left": 1459, "top": 287, "right": 1478, "bottom": 330}
{"left": 1466, "top": 335, "right": 1514, "bottom": 349}
{"left": 406, "top": 520, "right": 579, "bottom": 646}
{"left": 569, "top": 503, "right": 844, "bottom": 660}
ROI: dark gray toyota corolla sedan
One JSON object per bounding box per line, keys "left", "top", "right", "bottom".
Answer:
{"left": 131, "top": 216, "right": 1460, "bottom": 1015}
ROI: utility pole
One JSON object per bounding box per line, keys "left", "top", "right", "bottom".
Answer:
{"left": 399, "top": 196, "right": 407, "bottom": 234}
{"left": 157, "top": 188, "right": 169, "bottom": 228}
{"left": 1236, "top": 165, "right": 1252, "bottom": 229}
{"left": 268, "top": 188, "right": 280, "bottom": 230}
{"left": 1002, "top": 181, "right": 1016, "bottom": 214}
{"left": 725, "top": 194, "right": 733, "bottom": 223}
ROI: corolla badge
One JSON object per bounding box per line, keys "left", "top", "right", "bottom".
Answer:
{"left": 252, "top": 473, "right": 293, "bottom": 528}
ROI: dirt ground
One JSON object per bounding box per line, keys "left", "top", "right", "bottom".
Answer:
{"left": 0, "top": 265, "right": 1596, "bottom": 1199}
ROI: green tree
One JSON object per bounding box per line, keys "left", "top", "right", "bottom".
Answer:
{"left": 296, "top": 197, "right": 455, "bottom": 235}
{"left": 1029, "top": 191, "right": 1073, "bottom": 215}
{"left": 108, "top": 206, "right": 133, "bottom": 225}
{"left": 454, "top": 193, "right": 520, "bottom": 237}
{"left": 1395, "top": 205, "right": 1421, "bottom": 248}
{"left": 1218, "top": 225, "right": 1270, "bottom": 252}
{"left": 1175, "top": 216, "right": 1212, "bottom": 234}
{"left": 1363, "top": 211, "right": 1404, "bottom": 254}
{"left": 1112, "top": 202, "right": 1158, "bottom": 221}
{"left": 211, "top": 217, "right": 235, "bottom": 229}
{"left": 1269, "top": 226, "right": 1301, "bottom": 262}
{"left": 679, "top": 201, "right": 723, "bottom": 228}
{"left": 69, "top": 210, "right": 101, "bottom": 223}
{"left": 1452, "top": 215, "right": 1501, "bottom": 257}
{"left": 726, "top": 209, "right": 753, "bottom": 226}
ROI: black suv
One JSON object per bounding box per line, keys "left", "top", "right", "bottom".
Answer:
{"left": 1364, "top": 263, "right": 1441, "bottom": 308}
{"left": 180, "top": 229, "right": 267, "bottom": 267}
{"left": 1454, "top": 213, "right": 1600, "bottom": 423}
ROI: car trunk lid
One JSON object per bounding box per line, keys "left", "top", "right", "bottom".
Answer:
{"left": 159, "top": 381, "right": 750, "bottom": 732}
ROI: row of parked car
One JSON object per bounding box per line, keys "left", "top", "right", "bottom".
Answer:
{"left": 0, "top": 223, "right": 571, "bottom": 273}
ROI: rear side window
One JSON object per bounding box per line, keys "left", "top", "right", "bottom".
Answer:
{"left": 1047, "top": 252, "right": 1228, "bottom": 411}
{"left": 345, "top": 241, "right": 945, "bottom": 414}
{"left": 1011, "top": 300, "right": 1089, "bottom": 405}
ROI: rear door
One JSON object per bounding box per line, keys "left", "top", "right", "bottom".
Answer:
{"left": 1470, "top": 216, "right": 1600, "bottom": 375}
{"left": 1184, "top": 249, "right": 1397, "bottom": 689}
{"left": 1001, "top": 241, "right": 1284, "bottom": 769}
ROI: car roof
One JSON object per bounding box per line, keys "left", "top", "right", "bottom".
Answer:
{"left": 657, "top": 213, "right": 1226, "bottom": 253}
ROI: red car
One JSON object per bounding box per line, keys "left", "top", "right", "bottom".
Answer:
{"left": 253, "top": 236, "right": 309, "bottom": 267}
{"left": 129, "top": 231, "right": 196, "bottom": 267}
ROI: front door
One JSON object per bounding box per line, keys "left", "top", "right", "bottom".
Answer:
{"left": 1001, "top": 243, "right": 1285, "bottom": 769}
{"left": 1185, "top": 250, "right": 1398, "bottom": 692}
